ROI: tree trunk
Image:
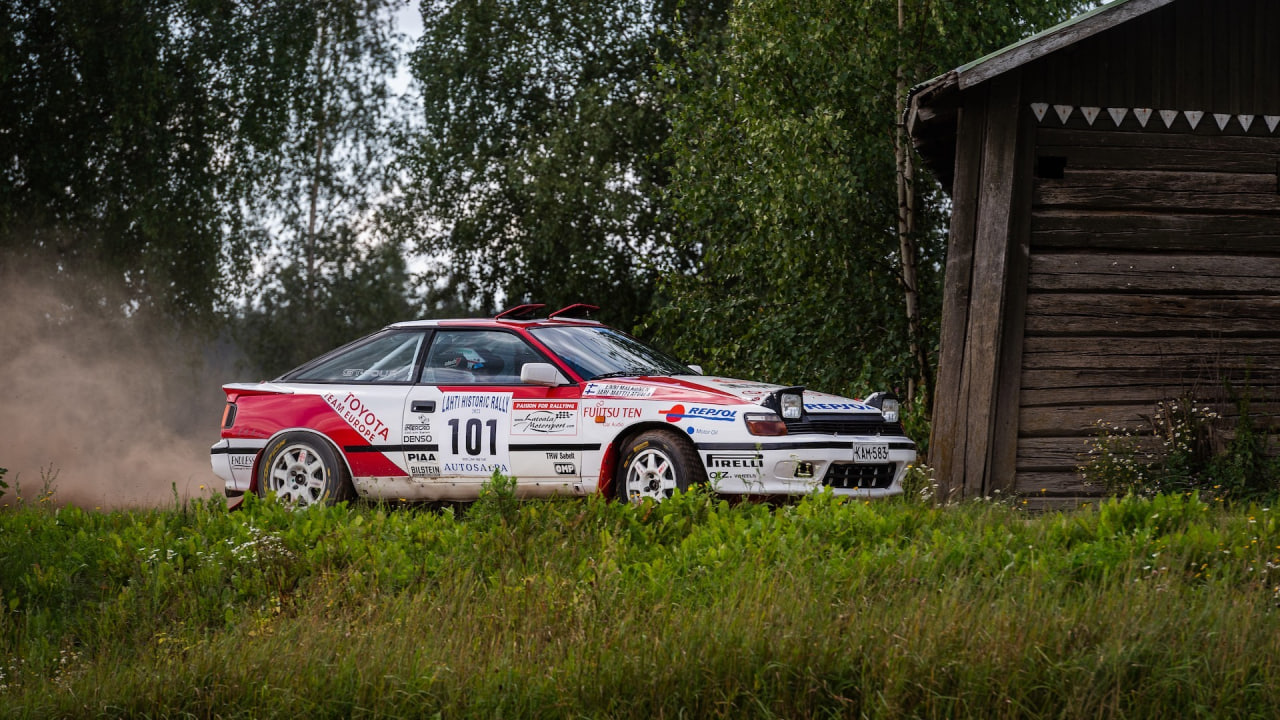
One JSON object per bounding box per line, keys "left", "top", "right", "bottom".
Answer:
{"left": 895, "top": 0, "right": 930, "bottom": 414}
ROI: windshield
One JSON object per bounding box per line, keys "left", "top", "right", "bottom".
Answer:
{"left": 530, "top": 326, "right": 693, "bottom": 380}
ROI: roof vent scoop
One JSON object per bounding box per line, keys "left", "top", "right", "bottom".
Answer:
{"left": 494, "top": 303, "right": 546, "bottom": 320}
{"left": 548, "top": 303, "right": 600, "bottom": 319}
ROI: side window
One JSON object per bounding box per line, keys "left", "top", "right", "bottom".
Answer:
{"left": 420, "top": 329, "right": 540, "bottom": 385}
{"left": 290, "top": 331, "right": 425, "bottom": 383}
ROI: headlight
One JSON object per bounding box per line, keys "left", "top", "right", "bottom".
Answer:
{"left": 779, "top": 392, "right": 803, "bottom": 420}
{"left": 744, "top": 412, "right": 788, "bottom": 436}
{"left": 880, "top": 398, "right": 899, "bottom": 423}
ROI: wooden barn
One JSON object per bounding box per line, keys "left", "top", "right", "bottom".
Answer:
{"left": 907, "top": 0, "right": 1280, "bottom": 502}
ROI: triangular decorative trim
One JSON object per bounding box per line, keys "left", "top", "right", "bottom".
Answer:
{"left": 1159, "top": 110, "right": 1179, "bottom": 128}
{"left": 1054, "top": 105, "right": 1074, "bottom": 124}
{"left": 1107, "top": 108, "right": 1128, "bottom": 126}
{"left": 1081, "top": 107, "right": 1101, "bottom": 126}
{"left": 1213, "top": 113, "right": 1231, "bottom": 131}
{"left": 1134, "top": 108, "right": 1152, "bottom": 127}
{"left": 1031, "top": 103, "right": 1049, "bottom": 122}
{"left": 1266, "top": 116, "right": 1280, "bottom": 133}
{"left": 1184, "top": 110, "right": 1203, "bottom": 129}
{"left": 1238, "top": 115, "right": 1254, "bottom": 132}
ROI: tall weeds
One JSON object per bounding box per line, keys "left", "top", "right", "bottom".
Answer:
{"left": 2, "top": 490, "right": 1280, "bottom": 718}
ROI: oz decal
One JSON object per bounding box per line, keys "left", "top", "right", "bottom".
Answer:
{"left": 440, "top": 393, "right": 512, "bottom": 476}
{"left": 512, "top": 400, "right": 578, "bottom": 436}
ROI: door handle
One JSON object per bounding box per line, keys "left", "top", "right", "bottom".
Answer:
{"left": 411, "top": 400, "right": 436, "bottom": 413}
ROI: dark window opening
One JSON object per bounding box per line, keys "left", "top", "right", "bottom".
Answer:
{"left": 1036, "top": 155, "right": 1067, "bottom": 179}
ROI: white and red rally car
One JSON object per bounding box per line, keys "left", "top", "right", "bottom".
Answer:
{"left": 211, "top": 304, "right": 917, "bottom": 507}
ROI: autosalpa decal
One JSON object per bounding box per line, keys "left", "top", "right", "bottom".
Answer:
{"left": 512, "top": 400, "right": 577, "bottom": 436}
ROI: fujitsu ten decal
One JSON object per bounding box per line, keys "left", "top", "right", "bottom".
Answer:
{"left": 324, "top": 392, "right": 391, "bottom": 443}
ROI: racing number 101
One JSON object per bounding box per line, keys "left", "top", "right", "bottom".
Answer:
{"left": 448, "top": 418, "right": 497, "bottom": 456}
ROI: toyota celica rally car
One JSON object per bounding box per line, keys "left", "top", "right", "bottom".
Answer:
{"left": 210, "top": 304, "right": 917, "bottom": 508}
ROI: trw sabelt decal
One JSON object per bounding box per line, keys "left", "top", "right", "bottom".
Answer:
{"left": 511, "top": 400, "right": 578, "bottom": 436}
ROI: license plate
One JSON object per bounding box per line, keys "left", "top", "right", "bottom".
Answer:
{"left": 852, "top": 444, "right": 889, "bottom": 463}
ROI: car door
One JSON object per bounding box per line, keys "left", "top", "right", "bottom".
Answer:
{"left": 404, "top": 328, "right": 586, "bottom": 491}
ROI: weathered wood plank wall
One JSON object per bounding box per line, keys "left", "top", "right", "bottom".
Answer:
{"left": 927, "top": 0, "right": 1280, "bottom": 501}
{"left": 1016, "top": 126, "right": 1280, "bottom": 497}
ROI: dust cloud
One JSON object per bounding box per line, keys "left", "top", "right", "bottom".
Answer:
{"left": 0, "top": 263, "right": 244, "bottom": 509}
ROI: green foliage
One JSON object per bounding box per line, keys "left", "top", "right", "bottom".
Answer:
{"left": 1082, "top": 394, "right": 1280, "bottom": 503}
{"left": 470, "top": 470, "right": 520, "bottom": 525}
{"left": 650, "top": 0, "right": 1088, "bottom": 400}
{"left": 0, "top": 467, "right": 6, "bottom": 503}
{"left": 229, "top": 0, "right": 419, "bottom": 377}
{"left": 400, "top": 0, "right": 728, "bottom": 328}
{"left": 0, "top": 0, "right": 323, "bottom": 323}
{"left": 5, "top": 493, "right": 1280, "bottom": 716}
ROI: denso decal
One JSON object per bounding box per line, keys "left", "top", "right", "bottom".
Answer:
{"left": 324, "top": 392, "right": 392, "bottom": 443}
{"left": 512, "top": 400, "right": 578, "bottom": 436}
{"left": 805, "top": 401, "right": 875, "bottom": 412}
{"left": 661, "top": 405, "right": 737, "bottom": 422}
{"left": 582, "top": 382, "right": 656, "bottom": 398}
{"left": 403, "top": 421, "right": 433, "bottom": 444}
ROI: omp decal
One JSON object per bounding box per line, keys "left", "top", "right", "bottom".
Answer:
{"left": 324, "top": 392, "right": 392, "bottom": 442}
{"left": 583, "top": 382, "right": 656, "bottom": 398}
{"left": 554, "top": 463, "right": 576, "bottom": 475}
{"left": 660, "top": 405, "right": 736, "bottom": 422}
{"left": 512, "top": 400, "right": 578, "bottom": 436}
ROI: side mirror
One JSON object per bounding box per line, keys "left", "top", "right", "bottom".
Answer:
{"left": 687, "top": 364, "right": 703, "bottom": 375}
{"left": 520, "top": 362, "right": 567, "bottom": 387}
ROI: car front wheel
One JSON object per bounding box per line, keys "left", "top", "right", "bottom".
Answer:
{"left": 257, "top": 432, "right": 353, "bottom": 508}
{"left": 617, "top": 430, "right": 706, "bottom": 503}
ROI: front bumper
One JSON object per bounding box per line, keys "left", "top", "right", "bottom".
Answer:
{"left": 697, "top": 437, "right": 916, "bottom": 498}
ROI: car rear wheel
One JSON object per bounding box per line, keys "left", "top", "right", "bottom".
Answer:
{"left": 617, "top": 430, "right": 706, "bottom": 503}
{"left": 257, "top": 432, "right": 353, "bottom": 508}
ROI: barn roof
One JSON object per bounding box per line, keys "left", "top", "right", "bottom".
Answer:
{"left": 907, "top": 0, "right": 1176, "bottom": 190}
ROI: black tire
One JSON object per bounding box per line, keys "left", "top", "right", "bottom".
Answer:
{"left": 616, "top": 429, "right": 706, "bottom": 503}
{"left": 256, "top": 432, "right": 354, "bottom": 508}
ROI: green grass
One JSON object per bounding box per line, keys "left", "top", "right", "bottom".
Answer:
{"left": 3, "top": 488, "right": 1280, "bottom": 718}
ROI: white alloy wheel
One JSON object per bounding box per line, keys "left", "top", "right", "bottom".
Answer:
{"left": 257, "top": 433, "right": 352, "bottom": 508}
{"left": 617, "top": 430, "right": 705, "bottom": 503}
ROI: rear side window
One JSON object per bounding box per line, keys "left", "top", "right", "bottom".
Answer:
{"left": 289, "top": 331, "right": 426, "bottom": 383}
